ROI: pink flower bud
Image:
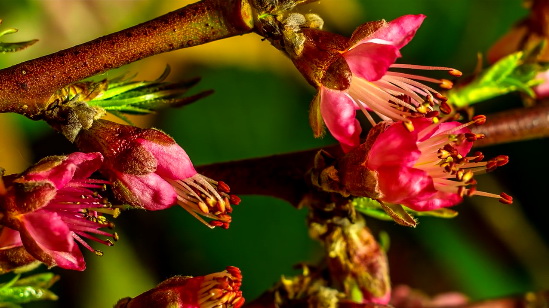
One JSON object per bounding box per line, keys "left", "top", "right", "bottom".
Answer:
{"left": 115, "top": 266, "right": 245, "bottom": 308}
{"left": 76, "top": 120, "right": 239, "bottom": 229}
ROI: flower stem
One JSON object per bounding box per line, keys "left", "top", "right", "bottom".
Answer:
{"left": 0, "top": 0, "right": 253, "bottom": 119}
{"left": 472, "top": 102, "right": 549, "bottom": 147}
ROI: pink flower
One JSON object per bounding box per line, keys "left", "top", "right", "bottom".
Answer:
{"left": 363, "top": 117, "right": 512, "bottom": 210}
{"left": 115, "top": 266, "right": 245, "bottom": 308}
{"left": 76, "top": 120, "right": 240, "bottom": 229}
{"left": 295, "top": 15, "right": 460, "bottom": 152}
{"left": 0, "top": 152, "right": 117, "bottom": 271}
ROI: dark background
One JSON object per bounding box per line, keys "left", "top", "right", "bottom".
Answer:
{"left": 0, "top": 1, "right": 547, "bottom": 307}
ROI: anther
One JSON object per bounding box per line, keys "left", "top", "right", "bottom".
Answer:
{"left": 472, "top": 114, "right": 487, "bottom": 125}
{"left": 472, "top": 151, "right": 484, "bottom": 162}
{"left": 216, "top": 200, "right": 226, "bottom": 213}
{"left": 494, "top": 155, "right": 509, "bottom": 166}
{"left": 226, "top": 266, "right": 242, "bottom": 279}
{"left": 404, "top": 120, "right": 415, "bottom": 132}
{"left": 233, "top": 297, "right": 245, "bottom": 308}
{"left": 499, "top": 192, "right": 513, "bottom": 205}
{"left": 449, "top": 69, "right": 463, "bottom": 77}
{"left": 94, "top": 250, "right": 104, "bottom": 256}
{"left": 417, "top": 104, "right": 428, "bottom": 114}
{"left": 440, "top": 101, "right": 452, "bottom": 114}
{"left": 426, "top": 110, "right": 439, "bottom": 118}
{"left": 461, "top": 170, "right": 474, "bottom": 183}
{"left": 217, "top": 181, "right": 231, "bottom": 193}
{"left": 229, "top": 195, "right": 241, "bottom": 205}
{"left": 440, "top": 79, "right": 453, "bottom": 89}
{"left": 434, "top": 92, "right": 448, "bottom": 101}
{"left": 198, "top": 201, "right": 210, "bottom": 214}
{"left": 209, "top": 220, "right": 224, "bottom": 228}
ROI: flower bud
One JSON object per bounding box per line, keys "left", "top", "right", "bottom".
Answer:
{"left": 76, "top": 120, "right": 239, "bottom": 228}
{"left": 115, "top": 266, "right": 245, "bottom": 308}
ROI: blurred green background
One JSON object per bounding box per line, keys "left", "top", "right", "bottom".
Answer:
{"left": 0, "top": 0, "right": 548, "bottom": 307}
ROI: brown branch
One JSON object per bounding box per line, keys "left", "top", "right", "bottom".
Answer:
{"left": 472, "top": 102, "right": 549, "bottom": 147}
{"left": 197, "top": 145, "right": 342, "bottom": 207}
{"left": 0, "top": 0, "right": 253, "bottom": 119}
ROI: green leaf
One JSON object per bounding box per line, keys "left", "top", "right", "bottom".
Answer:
{"left": 353, "top": 197, "right": 458, "bottom": 225}
{"left": 0, "top": 21, "right": 38, "bottom": 53}
{"left": 0, "top": 273, "right": 59, "bottom": 305}
{"left": 82, "top": 68, "right": 210, "bottom": 118}
{"left": 448, "top": 51, "right": 546, "bottom": 107}
{"left": 0, "top": 40, "right": 38, "bottom": 53}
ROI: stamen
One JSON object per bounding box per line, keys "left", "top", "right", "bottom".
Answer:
{"left": 169, "top": 175, "right": 240, "bottom": 229}
{"left": 197, "top": 267, "right": 244, "bottom": 308}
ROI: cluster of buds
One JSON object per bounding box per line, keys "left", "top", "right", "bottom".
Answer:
{"left": 309, "top": 215, "right": 390, "bottom": 304}
{"left": 75, "top": 119, "right": 240, "bottom": 229}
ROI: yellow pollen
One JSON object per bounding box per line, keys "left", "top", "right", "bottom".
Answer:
{"left": 404, "top": 121, "right": 415, "bottom": 132}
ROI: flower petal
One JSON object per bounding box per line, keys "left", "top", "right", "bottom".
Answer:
{"left": 137, "top": 139, "right": 197, "bottom": 180}
{"left": 20, "top": 211, "right": 73, "bottom": 252}
{"left": 406, "top": 191, "right": 462, "bottom": 211}
{"left": 116, "top": 172, "right": 177, "bottom": 211}
{"left": 343, "top": 43, "right": 400, "bottom": 81}
{"left": 25, "top": 152, "right": 103, "bottom": 189}
{"left": 376, "top": 166, "right": 436, "bottom": 205}
{"left": 320, "top": 87, "right": 362, "bottom": 152}
{"left": 0, "top": 227, "right": 22, "bottom": 249}
{"left": 361, "top": 14, "right": 426, "bottom": 49}
{"left": 367, "top": 121, "right": 421, "bottom": 170}
{"left": 18, "top": 211, "right": 86, "bottom": 270}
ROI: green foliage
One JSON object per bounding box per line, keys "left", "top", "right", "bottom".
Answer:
{"left": 0, "top": 20, "right": 37, "bottom": 53}
{"left": 448, "top": 50, "right": 547, "bottom": 107}
{"left": 86, "top": 67, "right": 212, "bottom": 122}
{"left": 0, "top": 273, "right": 58, "bottom": 307}
{"left": 353, "top": 197, "right": 458, "bottom": 227}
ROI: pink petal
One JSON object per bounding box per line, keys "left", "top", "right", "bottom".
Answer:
{"left": 360, "top": 14, "right": 426, "bottom": 49}
{"left": 376, "top": 166, "right": 436, "bottom": 205}
{"left": 118, "top": 172, "right": 178, "bottom": 211}
{"left": 138, "top": 139, "right": 197, "bottom": 180}
{"left": 26, "top": 152, "right": 103, "bottom": 189}
{"left": 367, "top": 121, "right": 421, "bottom": 170}
{"left": 0, "top": 227, "right": 22, "bottom": 249}
{"left": 406, "top": 191, "right": 462, "bottom": 211}
{"left": 320, "top": 87, "right": 362, "bottom": 152}
{"left": 343, "top": 43, "right": 400, "bottom": 81}
{"left": 20, "top": 211, "right": 73, "bottom": 252}
{"left": 50, "top": 246, "right": 86, "bottom": 271}
{"left": 18, "top": 211, "right": 86, "bottom": 270}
